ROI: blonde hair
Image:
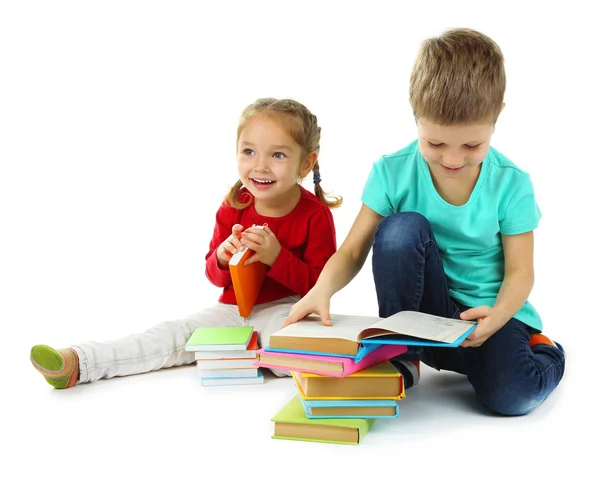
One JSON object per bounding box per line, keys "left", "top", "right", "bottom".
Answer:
{"left": 409, "top": 28, "right": 506, "bottom": 125}
{"left": 226, "top": 98, "right": 342, "bottom": 210}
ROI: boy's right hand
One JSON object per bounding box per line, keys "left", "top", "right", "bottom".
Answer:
{"left": 216, "top": 224, "right": 244, "bottom": 268}
{"left": 283, "top": 287, "right": 333, "bottom": 327}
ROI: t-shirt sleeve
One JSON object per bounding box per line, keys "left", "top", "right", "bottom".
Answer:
{"left": 499, "top": 173, "right": 542, "bottom": 235}
{"left": 204, "top": 202, "right": 235, "bottom": 288}
{"left": 361, "top": 160, "right": 393, "bottom": 217}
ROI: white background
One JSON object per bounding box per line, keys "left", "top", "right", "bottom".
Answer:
{"left": 1, "top": 1, "right": 597, "bottom": 485}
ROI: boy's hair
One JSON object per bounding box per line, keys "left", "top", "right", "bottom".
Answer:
{"left": 409, "top": 28, "right": 506, "bottom": 125}
{"left": 227, "top": 98, "right": 342, "bottom": 210}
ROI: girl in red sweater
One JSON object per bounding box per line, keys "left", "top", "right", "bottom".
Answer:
{"left": 31, "top": 98, "right": 341, "bottom": 388}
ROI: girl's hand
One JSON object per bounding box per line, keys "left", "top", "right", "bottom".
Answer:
{"left": 240, "top": 225, "right": 281, "bottom": 266}
{"left": 216, "top": 224, "right": 244, "bottom": 268}
{"left": 459, "top": 306, "right": 507, "bottom": 347}
{"left": 282, "top": 287, "right": 333, "bottom": 327}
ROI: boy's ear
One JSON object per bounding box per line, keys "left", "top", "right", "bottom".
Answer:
{"left": 300, "top": 151, "right": 318, "bottom": 178}
{"left": 499, "top": 102, "right": 506, "bottom": 115}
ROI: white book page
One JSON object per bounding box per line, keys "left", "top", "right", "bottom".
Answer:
{"left": 229, "top": 246, "right": 249, "bottom": 266}
{"left": 365, "top": 311, "right": 474, "bottom": 343}
{"left": 270, "top": 314, "right": 382, "bottom": 342}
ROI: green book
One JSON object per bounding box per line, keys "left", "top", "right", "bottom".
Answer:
{"left": 185, "top": 326, "right": 254, "bottom": 352}
{"left": 271, "top": 395, "right": 375, "bottom": 445}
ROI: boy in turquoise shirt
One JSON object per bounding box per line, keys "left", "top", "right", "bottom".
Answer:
{"left": 284, "top": 28, "right": 565, "bottom": 415}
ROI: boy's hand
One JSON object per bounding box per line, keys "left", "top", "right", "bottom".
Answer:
{"left": 216, "top": 224, "right": 244, "bottom": 268}
{"left": 240, "top": 225, "right": 281, "bottom": 266}
{"left": 282, "top": 287, "right": 333, "bottom": 327}
{"left": 459, "top": 306, "right": 507, "bottom": 347}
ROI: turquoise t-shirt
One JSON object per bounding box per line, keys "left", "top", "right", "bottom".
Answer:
{"left": 362, "top": 140, "right": 543, "bottom": 331}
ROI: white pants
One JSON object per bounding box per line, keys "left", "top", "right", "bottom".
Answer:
{"left": 72, "top": 296, "right": 299, "bottom": 384}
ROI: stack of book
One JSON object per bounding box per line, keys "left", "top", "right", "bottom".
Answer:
{"left": 259, "top": 310, "right": 477, "bottom": 445}
{"left": 185, "top": 326, "right": 264, "bottom": 386}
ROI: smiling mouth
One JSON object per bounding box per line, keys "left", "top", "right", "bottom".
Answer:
{"left": 440, "top": 164, "right": 464, "bottom": 172}
{"left": 251, "top": 178, "right": 275, "bottom": 185}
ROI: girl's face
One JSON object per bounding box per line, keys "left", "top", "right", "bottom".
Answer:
{"left": 237, "top": 115, "right": 315, "bottom": 214}
{"left": 417, "top": 117, "right": 495, "bottom": 182}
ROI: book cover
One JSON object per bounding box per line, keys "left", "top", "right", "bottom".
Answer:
{"left": 196, "top": 357, "right": 258, "bottom": 370}
{"left": 194, "top": 331, "right": 258, "bottom": 359}
{"left": 271, "top": 395, "right": 375, "bottom": 445}
{"left": 200, "top": 369, "right": 264, "bottom": 386}
{"left": 184, "top": 326, "right": 254, "bottom": 352}
{"left": 292, "top": 360, "right": 405, "bottom": 400}
{"left": 299, "top": 395, "right": 400, "bottom": 419}
{"left": 196, "top": 367, "right": 258, "bottom": 378}
{"left": 229, "top": 241, "right": 268, "bottom": 318}
{"left": 263, "top": 340, "right": 382, "bottom": 361}
{"left": 255, "top": 343, "right": 407, "bottom": 377}
{"left": 269, "top": 311, "right": 476, "bottom": 355}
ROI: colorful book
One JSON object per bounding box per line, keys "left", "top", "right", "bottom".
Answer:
{"left": 255, "top": 343, "right": 407, "bottom": 377}
{"left": 196, "top": 357, "right": 257, "bottom": 370}
{"left": 196, "top": 367, "right": 258, "bottom": 378}
{"left": 185, "top": 326, "right": 254, "bottom": 352}
{"left": 229, "top": 232, "right": 268, "bottom": 317}
{"left": 292, "top": 360, "right": 405, "bottom": 400}
{"left": 271, "top": 395, "right": 375, "bottom": 445}
{"left": 264, "top": 340, "right": 382, "bottom": 361}
{"left": 194, "top": 331, "right": 259, "bottom": 359}
{"left": 269, "top": 311, "right": 476, "bottom": 355}
{"left": 299, "top": 395, "right": 400, "bottom": 419}
{"left": 200, "top": 369, "right": 264, "bottom": 387}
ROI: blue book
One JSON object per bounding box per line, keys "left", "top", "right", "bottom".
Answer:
{"left": 264, "top": 341, "right": 382, "bottom": 362}
{"left": 200, "top": 369, "right": 264, "bottom": 386}
{"left": 362, "top": 325, "right": 475, "bottom": 347}
{"left": 299, "top": 394, "right": 400, "bottom": 419}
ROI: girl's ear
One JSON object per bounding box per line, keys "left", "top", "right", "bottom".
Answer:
{"left": 300, "top": 151, "right": 318, "bottom": 178}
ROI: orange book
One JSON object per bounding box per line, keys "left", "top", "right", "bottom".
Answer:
{"left": 229, "top": 246, "right": 268, "bottom": 317}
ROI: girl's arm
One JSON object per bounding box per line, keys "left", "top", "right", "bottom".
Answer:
{"left": 460, "top": 231, "right": 535, "bottom": 346}
{"left": 204, "top": 204, "right": 236, "bottom": 288}
{"left": 264, "top": 209, "right": 336, "bottom": 296}
{"left": 283, "top": 204, "right": 385, "bottom": 326}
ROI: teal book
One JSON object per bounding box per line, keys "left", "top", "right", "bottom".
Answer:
{"left": 185, "top": 326, "right": 254, "bottom": 352}
{"left": 271, "top": 395, "right": 375, "bottom": 445}
{"left": 299, "top": 395, "right": 400, "bottom": 419}
{"left": 200, "top": 369, "right": 264, "bottom": 387}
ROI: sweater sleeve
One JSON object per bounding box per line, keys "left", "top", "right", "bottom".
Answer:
{"left": 267, "top": 207, "right": 337, "bottom": 296}
{"left": 204, "top": 203, "right": 235, "bottom": 288}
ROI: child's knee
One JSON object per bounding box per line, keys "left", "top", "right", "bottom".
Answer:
{"left": 476, "top": 384, "right": 543, "bottom": 416}
{"left": 374, "top": 212, "right": 431, "bottom": 255}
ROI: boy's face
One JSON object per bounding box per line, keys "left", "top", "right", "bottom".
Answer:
{"left": 417, "top": 118, "right": 495, "bottom": 181}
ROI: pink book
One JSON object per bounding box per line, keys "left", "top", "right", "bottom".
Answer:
{"left": 254, "top": 344, "right": 408, "bottom": 377}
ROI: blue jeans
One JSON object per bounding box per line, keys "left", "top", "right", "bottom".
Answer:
{"left": 372, "top": 212, "right": 566, "bottom": 416}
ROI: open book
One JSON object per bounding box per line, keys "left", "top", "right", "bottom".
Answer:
{"left": 268, "top": 310, "right": 476, "bottom": 356}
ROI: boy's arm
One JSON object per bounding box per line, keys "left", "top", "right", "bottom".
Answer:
{"left": 283, "top": 204, "right": 384, "bottom": 326}
{"left": 460, "top": 231, "right": 535, "bottom": 346}
{"left": 494, "top": 231, "right": 535, "bottom": 322}
{"left": 319, "top": 204, "right": 384, "bottom": 295}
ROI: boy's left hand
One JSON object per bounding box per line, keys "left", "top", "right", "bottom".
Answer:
{"left": 240, "top": 225, "right": 281, "bottom": 267}
{"left": 459, "top": 306, "right": 507, "bottom": 347}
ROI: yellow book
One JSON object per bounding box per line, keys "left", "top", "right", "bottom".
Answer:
{"left": 291, "top": 360, "right": 405, "bottom": 400}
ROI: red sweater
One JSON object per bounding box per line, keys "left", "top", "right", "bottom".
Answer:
{"left": 205, "top": 186, "right": 337, "bottom": 305}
